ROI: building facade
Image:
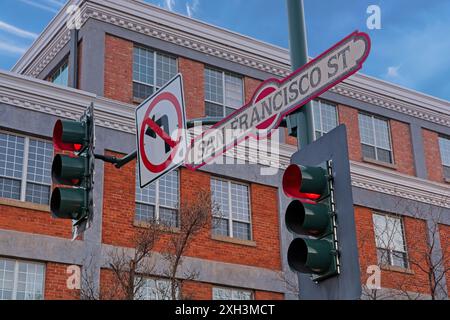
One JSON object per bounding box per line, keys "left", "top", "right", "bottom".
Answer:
{"left": 0, "top": 0, "right": 449, "bottom": 300}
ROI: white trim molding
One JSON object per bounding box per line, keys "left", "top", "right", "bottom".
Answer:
{"left": 351, "top": 161, "right": 450, "bottom": 208}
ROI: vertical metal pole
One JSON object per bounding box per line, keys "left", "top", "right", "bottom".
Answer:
{"left": 286, "top": 0, "right": 314, "bottom": 148}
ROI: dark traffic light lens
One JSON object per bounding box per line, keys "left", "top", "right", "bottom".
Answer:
{"left": 50, "top": 187, "right": 86, "bottom": 220}
{"left": 51, "top": 154, "right": 85, "bottom": 185}
{"left": 288, "top": 238, "right": 333, "bottom": 274}
{"left": 53, "top": 120, "right": 86, "bottom": 151}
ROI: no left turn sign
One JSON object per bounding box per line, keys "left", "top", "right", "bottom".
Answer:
{"left": 135, "top": 74, "right": 187, "bottom": 188}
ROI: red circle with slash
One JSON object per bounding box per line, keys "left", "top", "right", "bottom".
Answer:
{"left": 139, "top": 92, "right": 182, "bottom": 173}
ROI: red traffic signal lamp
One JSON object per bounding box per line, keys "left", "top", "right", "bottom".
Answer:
{"left": 50, "top": 104, "right": 95, "bottom": 238}
{"left": 53, "top": 119, "right": 86, "bottom": 152}
{"left": 282, "top": 162, "right": 340, "bottom": 281}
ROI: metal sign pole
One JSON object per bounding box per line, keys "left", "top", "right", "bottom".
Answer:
{"left": 286, "top": 0, "right": 314, "bottom": 148}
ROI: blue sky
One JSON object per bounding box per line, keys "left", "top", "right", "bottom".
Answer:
{"left": 0, "top": 0, "right": 449, "bottom": 101}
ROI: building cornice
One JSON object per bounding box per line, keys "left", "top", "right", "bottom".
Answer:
{"left": 1, "top": 70, "right": 449, "bottom": 210}
{"left": 350, "top": 161, "right": 450, "bottom": 209}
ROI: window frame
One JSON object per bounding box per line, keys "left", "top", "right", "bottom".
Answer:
{"left": 311, "top": 99, "right": 339, "bottom": 139}
{"left": 135, "top": 276, "right": 178, "bottom": 300}
{"left": 48, "top": 58, "right": 69, "bottom": 86}
{"left": 438, "top": 135, "right": 450, "bottom": 180}
{"left": 210, "top": 176, "right": 253, "bottom": 241}
{"left": 0, "top": 130, "right": 53, "bottom": 205}
{"left": 135, "top": 170, "right": 180, "bottom": 228}
{"left": 0, "top": 257, "right": 46, "bottom": 300}
{"left": 204, "top": 66, "right": 244, "bottom": 118}
{"left": 212, "top": 286, "right": 254, "bottom": 300}
{"left": 372, "top": 212, "right": 409, "bottom": 269}
{"left": 358, "top": 113, "right": 394, "bottom": 164}
{"left": 132, "top": 45, "right": 178, "bottom": 101}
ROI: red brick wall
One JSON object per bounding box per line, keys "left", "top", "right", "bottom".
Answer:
{"left": 45, "top": 262, "right": 79, "bottom": 300}
{"left": 104, "top": 34, "right": 133, "bottom": 104}
{"left": 390, "top": 120, "right": 415, "bottom": 175}
{"left": 244, "top": 77, "right": 261, "bottom": 104}
{"left": 422, "top": 129, "right": 444, "bottom": 183}
{"left": 338, "top": 104, "right": 362, "bottom": 161}
{"left": 254, "top": 291, "right": 284, "bottom": 300}
{"left": 102, "top": 151, "right": 136, "bottom": 247}
{"left": 438, "top": 224, "right": 450, "bottom": 295}
{"left": 355, "top": 206, "right": 431, "bottom": 295}
{"left": 0, "top": 205, "right": 72, "bottom": 238}
{"left": 179, "top": 57, "right": 204, "bottom": 119}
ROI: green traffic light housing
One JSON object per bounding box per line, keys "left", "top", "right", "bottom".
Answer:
{"left": 53, "top": 119, "right": 86, "bottom": 152}
{"left": 52, "top": 154, "right": 86, "bottom": 185}
{"left": 283, "top": 161, "right": 339, "bottom": 281}
{"left": 288, "top": 238, "right": 334, "bottom": 274}
{"left": 285, "top": 200, "right": 330, "bottom": 235}
{"left": 50, "top": 187, "right": 86, "bottom": 220}
{"left": 282, "top": 164, "right": 328, "bottom": 201}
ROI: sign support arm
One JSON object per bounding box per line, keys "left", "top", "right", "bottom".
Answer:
{"left": 94, "top": 151, "right": 137, "bottom": 169}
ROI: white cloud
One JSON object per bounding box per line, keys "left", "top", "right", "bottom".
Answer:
{"left": 0, "top": 42, "right": 27, "bottom": 55}
{"left": 164, "top": 0, "right": 175, "bottom": 11}
{"left": 387, "top": 66, "right": 400, "bottom": 78}
{"left": 18, "top": 0, "right": 58, "bottom": 13}
{"left": 0, "top": 21, "right": 38, "bottom": 40}
{"left": 44, "top": 0, "right": 65, "bottom": 7}
{"left": 186, "top": 0, "right": 200, "bottom": 18}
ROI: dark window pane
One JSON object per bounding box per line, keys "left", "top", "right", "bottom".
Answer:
{"left": 225, "top": 107, "right": 235, "bottom": 116}
{"left": 232, "top": 221, "right": 251, "bottom": 240}
{"left": 25, "top": 183, "right": 50, "bottom": 205}
{"left": 0, "top": 177, "right": 21, "bottom": 200}
{"left": 376, "top": 148, "right": 392, "bottom": 164}
{"left": 205, "top": 102, "right": 224, "bottom": 117}
{"left": 133, "top": 82, "right": 154, "bottom": 100}
{"left": 443, "top": 165, "right": 450, "bottom": 180}
{"left": 135, "top": 203, "right": 155, "bottom": 223}
{"left": 376, "top": 248, "right": 390, "bottom": 266}
{"left": 362, "top": 144, "right": 376, "bottom": 159}
{"left": 392, "top": 251, "right": 408, "bottom": 268}
{"left": 212, "top": 217, "right": 229, "bottom": 237}
{"left": 159, "top": 207, "right": 178, "bottom": 228}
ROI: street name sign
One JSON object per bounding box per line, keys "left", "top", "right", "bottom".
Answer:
{"left": 185, "top": 31, "right": 371, "bottom": 170}
{"left": 135, "top": 74, "right": 187, "bottom": 188}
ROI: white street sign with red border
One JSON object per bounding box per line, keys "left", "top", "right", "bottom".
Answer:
{"left": 135, "top": 74, "right": 187, "bottom": 188}
{"left": 185, "top": 31, "right": 371, "bottom": 170}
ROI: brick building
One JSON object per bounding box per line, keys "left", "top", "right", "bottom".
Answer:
{"left": 0, "top": 0, "right": 449, "bottom": 300}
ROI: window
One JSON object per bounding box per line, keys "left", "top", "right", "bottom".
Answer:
{"left": 358, "top": 113, "right": 393, "bottom": 163}
{"left": 312, "top": 100, "right": 338, "bottom": 139}
{"left": 49, "top": 60, "right": 68, "bottom": 86}
{"left": 135, "top": 277, "right": 176, "bottom": 300}
{"left": 135, "top": 170, "right": 179, "bottom": 228}
{"left": 438, "top": 136, "right": 450, "bottom": 180}
{"left": 0, "top": 132, "right": 52, "bottom": 205}
{"left": 0, "top": 258, "right": 45, "bottom": 300}
{"left": 211, "top": 178, "right": 251, "bottom": 240}
{"left": 205, "top": 67, "right": 244, "bottom": 118}
{"left": 133, "top": 46, "right": 177, "bottom": 100}
{"left": 212, "top": 287, "right": 253, "bottom": 300}
{"left": 372, "top": 213, "right": 408, "bottom": 269}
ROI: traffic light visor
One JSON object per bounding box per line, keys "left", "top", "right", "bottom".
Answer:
{"left": 53, "top": 120, "right": 84, "bottom": 152}
{"left": 282, "top": 164, "right": 327, "bottom": 201}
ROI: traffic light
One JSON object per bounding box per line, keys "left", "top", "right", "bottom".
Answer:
{"left": 283, "top": 162, "right": 339, "bottom": 281}
{"left": 282, "top": 125, "right": 361, "bottom": 299}
{"left": 50, "top": 104, "right": 95, "bottom": 238}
